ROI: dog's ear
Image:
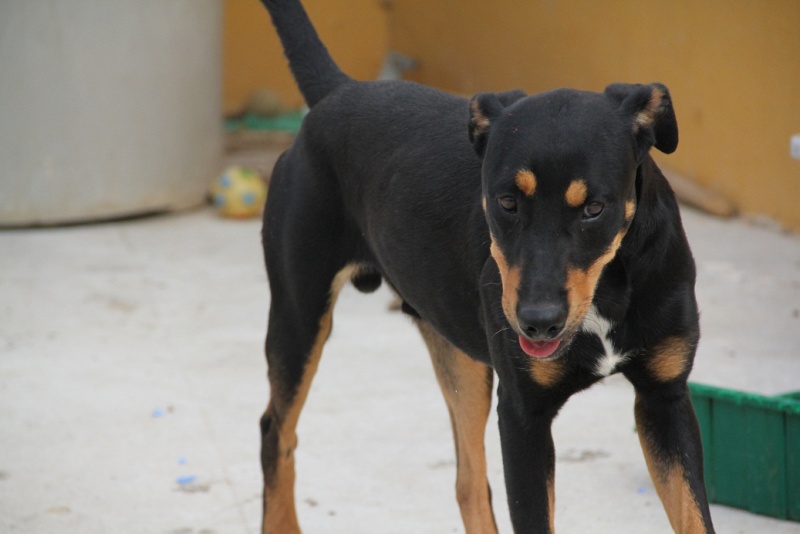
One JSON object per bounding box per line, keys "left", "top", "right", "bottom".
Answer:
{"left": 604, "top": 83, "right": 678, "bottom": 157}
{"left": 495, "top": 89, "right": 527, "bottom": 107}
{"left": 468, "top": 92, "right": 506, "bottom": 157}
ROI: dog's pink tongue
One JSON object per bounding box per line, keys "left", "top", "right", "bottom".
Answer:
{"left": 519, "top": 336, "right": 561, "bottom": 359}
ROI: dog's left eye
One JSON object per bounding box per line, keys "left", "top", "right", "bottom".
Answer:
{"left": 497, "top": 196, "right": 518, "bottom": 213}
{"left": 583, "top": 202, "right": 604, "bottom": 219}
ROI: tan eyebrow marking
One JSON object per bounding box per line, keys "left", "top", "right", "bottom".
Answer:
{"left": 515, "top": 169, "right": 537, "bottom": 197}
{"left": 565, "top": 179, "right": 588, "bottom": 207}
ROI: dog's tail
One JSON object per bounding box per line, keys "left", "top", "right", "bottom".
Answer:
{"left": 260, "top": 0, "right": 352, "bottom": 108}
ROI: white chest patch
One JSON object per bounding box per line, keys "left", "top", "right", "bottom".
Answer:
{"left": 581, "top": 306, "right": 629, "bottom": 376}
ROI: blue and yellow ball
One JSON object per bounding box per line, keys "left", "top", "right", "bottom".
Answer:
{"left": 210, "top": 166, "right": 267, "bottom": 219}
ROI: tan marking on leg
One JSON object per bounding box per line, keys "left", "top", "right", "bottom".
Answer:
{"left": 565, "top": 179, "right": 588, "bottom": 207}
{"left": 634, "top": 87, "right": 666, "bottom": 131}
{"left": 482, "top": 196, "right": 487, "bottom": 213}
{"left": 547, "top": 471, "right": 556, "bottom": 534}
{"left": 636, "top": 398, "right": 706, "bottom": 533}
{"left": 417, "top": 321, "right": 498, "bottom": 534}
{"left": 625, "top": 200, "right": 636, "bottom": 221}
{"left": 515, "top": 169, "right": 537, "bottom": 197}
{"left": 262, "top": 418, "right": 300, "bottom": 534}
{"left": 490, "top": 235, "right": 521, "bottom": 331}
{"left": 647, "top": 336, "right": 690, "bottom": 382}
{"left": 529, "top": 360, "right": 566, "bottom": 388}
{"left": 564, "top": 231, "right": 625, "bottom": 330}
{"left": 263, "top": 265, "right": 358, "bottom": 534}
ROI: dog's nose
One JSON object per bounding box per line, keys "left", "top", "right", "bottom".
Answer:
{"left": 517, "top": 303, "right": 567, "bottom": 339}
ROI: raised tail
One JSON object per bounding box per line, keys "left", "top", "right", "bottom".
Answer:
{"left": 261, "top": 0, "right": 352, "bottom": 107}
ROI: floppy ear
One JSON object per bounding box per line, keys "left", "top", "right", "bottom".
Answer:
{"left": 468, "top": 92, "right": 506, "bottom": 157}
{"left": 604, "top": 82, "right": 678, "bottom": 157}
{"left": 495, "top": 89, "right": 527, "bottom": 107}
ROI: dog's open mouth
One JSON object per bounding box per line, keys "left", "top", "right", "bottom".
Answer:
{"left": 518, "top": 336, "right": 562, "bottom": 359}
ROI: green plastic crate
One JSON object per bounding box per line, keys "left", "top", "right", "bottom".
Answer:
{"left": 224, "top": 110, "right": 305, "bottom": 134}
{"left": 689, "top": 382, "right": 800, "bottom": 521}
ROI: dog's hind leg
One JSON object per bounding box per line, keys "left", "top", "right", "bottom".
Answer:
{"left": 260, "top": 264, "right": 355, "bottom": 533}
{"left": 417, "top": 321, "right": 498, "bottom": 534}
{"left": 260, "top": 162, "right": 359, "bottom": 533}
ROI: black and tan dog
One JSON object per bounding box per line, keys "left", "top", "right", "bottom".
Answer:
{"left": 258, "top": 1, "right": 714, "bottom": 532}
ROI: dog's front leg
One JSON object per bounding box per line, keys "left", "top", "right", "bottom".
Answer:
{"left": 497, "top": 386, "right": 560, "bottom": 534}
{"left": 630, "top": 378, "right": 715, "bottom": 533}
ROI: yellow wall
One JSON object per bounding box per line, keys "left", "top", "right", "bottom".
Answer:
{"left": 225, "top": 0, "right": 800, "bottom": 231}
{"left": 223, "top": 0, "right": 388, "bottom": 113}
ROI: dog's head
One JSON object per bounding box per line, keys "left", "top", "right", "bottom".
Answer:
{"left": 469, "top": 83, "right": 678, "bottom": 359}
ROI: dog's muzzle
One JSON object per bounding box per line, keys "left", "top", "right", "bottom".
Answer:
{"left": 518, "top": 337, "right": 562, "bottom": 358}
{"left": 516, "top": 303, "right": 568, "bottom": 358}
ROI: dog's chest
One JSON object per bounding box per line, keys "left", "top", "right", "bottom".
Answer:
{"left": 580, "top": 306, "right": 629, "bottom": 376}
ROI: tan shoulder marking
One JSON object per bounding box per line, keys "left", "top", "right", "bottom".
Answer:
{"left": 648, "top": 336, "right": 690, "bottom": 382}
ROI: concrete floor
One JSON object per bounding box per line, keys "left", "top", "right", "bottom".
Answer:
{"left": 1, "top": 205, "right": 799, "bottom": 533}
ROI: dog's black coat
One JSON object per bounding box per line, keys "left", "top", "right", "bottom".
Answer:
{"left": 257, "top": 1, "right": 714, "bottom": 532}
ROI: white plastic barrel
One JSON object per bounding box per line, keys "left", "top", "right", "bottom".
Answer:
{"left": 0, "top": 1, "right": 223, "bottom": 225}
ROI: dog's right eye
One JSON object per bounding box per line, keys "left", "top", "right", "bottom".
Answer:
{"left": 497, "top": 196, "right": 518, "bottom": 213}
{"left": 582, "top": 201, "right": 605, "bottom": 219}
